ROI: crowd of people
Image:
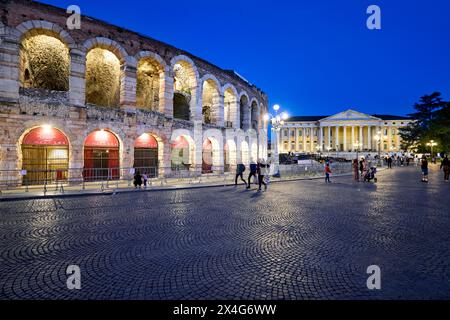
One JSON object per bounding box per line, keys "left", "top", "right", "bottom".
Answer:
{"left": 131, "top": 153, "right": 449, "bottom": 190}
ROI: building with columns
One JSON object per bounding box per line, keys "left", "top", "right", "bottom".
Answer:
{"left": 278, "top": 110, "right": 413, "bottom": 154}
{"left": 0, "top": 0, "right": 269, "bottom": 186}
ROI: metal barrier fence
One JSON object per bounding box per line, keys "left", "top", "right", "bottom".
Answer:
{"left": 0, "top": 162, "right": 354, "bottom": 196}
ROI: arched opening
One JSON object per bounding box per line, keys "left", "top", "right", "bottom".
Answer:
{"left": 173, "top": 61, "right": 196, "bottom": 120}
{"left": 171, "top": 136, "right": 191, "bottom": 171}
{"left": 85, "top": 48, "right": 121, "bottom": 107}
{"left": 134, "top": 133, "right": 159, "bottom": 178}
{"left": 83, "top": 130, "right": 120, "bottom": 181}
{"left": 251, "top": 100, "right": 259, "bottom": 130}
{"left": 21, "top": 126, "right": 69, "bottom": 185}
{"left": 240, "top": 95, "right": 249, "bottom": 130}
{"left": 241, "top": 140, "right": 249, "bottom": 166}
{"left": 19, "top": 31, "right": 70, "bottom": 91}
{"left": 201, "top": 79, "right": 220, "bottom": 125}
{"left": 136, "top": 57, "right": 162, "bottom": 111}
{"left": 251, "top": 141, "right": 258, "bottom": 162}
{"left": 202, "top": 138, "right": 213, "bottom": 174}
{"left": 224, "top": 88, "right": 237, "bottom": 128}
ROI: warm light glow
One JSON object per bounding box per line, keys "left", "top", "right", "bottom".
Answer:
{"left": 263, "top": 114, "right": 270, "bottom": 121}
{"left": 273, "top": 104, "right": 280, "bottom": 111}
{"left": 42, "top": 124, "right": 52, "bottom": 132}
{"left": 281, "top": 112, "right": 288, "bottom": 120}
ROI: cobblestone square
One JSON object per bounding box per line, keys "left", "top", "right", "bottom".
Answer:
{"left": 1, "top": 166, "right": 449, "bottom": 300}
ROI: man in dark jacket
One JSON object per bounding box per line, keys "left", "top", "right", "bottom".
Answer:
{"left": 246, "top": 162, "right": 258, "bottom": 189}
{"left": 235, "top": 163, "right": 247, "bottom": 187}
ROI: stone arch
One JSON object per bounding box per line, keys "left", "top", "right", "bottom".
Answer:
{"left": 239, "top": 92, "right": 250, "bottom": 130}
{"left": 83, "top": 38, "right": 128, "bottom": 107}
{"left": 170, "top": 128, "right": 195, "bottom": 170}
{"left": 82, "top": 37, "right": 128, "bottom": 64}
{"left": 200, "top": 74, "right": 221, "bottom": 125}
{"left": 171, "top": 55, "right": 199, "bottom": 120}
{"left": 203, "top": 128, "right": 224, "bottom": 173}
{"left": 82, "top": 128, "right": 123, "bottom": 181}
{"left": 15, "top": 20, "right": 76, "bottom": 49}
{"left": 250, "top": 98, "right": 260, "bottom": 131}
{"left": 18, "top": 27, "right": 71, "bottom": 91}
{"left": 222, "top": 84, "right": 238, "bottom": 128}
{"left": 135, "top": 51, "right": 167, "bottom": 112}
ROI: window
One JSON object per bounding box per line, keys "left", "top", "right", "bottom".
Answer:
{"left": 298, "top": 130, "right": 302, "bottom": 136}
{"left": 284, "top": 129, "right": 288, "bottom": 137}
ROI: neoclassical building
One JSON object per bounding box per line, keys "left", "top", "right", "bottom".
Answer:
{"left": 0, "top": 0, "right": 269, "bottom": 185}
{"left": 278, "top": 110, "right": 413, "bottom": 154}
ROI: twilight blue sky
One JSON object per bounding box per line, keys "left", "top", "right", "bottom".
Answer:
{"left": 41, "top": 0, "right": 450, "bottom": 117}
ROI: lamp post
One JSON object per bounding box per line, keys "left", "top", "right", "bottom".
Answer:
{"left": 426, "top": 140, "right": 438, "bottom": 158}
{"left": 374, "top": 131, "right": 383, "bottom": 166}
{"left": 353, "top": 141, "right": 363, "bottom": 161}
{"left": 264, "top": 104, "right": 288, "bottom": 176}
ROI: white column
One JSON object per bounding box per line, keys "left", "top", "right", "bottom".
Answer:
{"left": 327, "top": 126, "right": 331, "bottom": 150}
{"left": 351, "top": 126, "right": 355, "bottom": 151}
{"left": 319, "top": 126, "right": 323, "bottom": 151}
{"left": 343, "top": 126, "right": 347, "bottom": 151}
{"left": 295, "top": 128, "right": 299, "bottom": 152}
{"left": 359, "top": 126, "right": 363, "bottom": 149}
{"left": 310, "top": 127, "right": 314, "bottom": 152}
{"left": 302, "top": 128, "right": 306, "bottom": 152}
{"left": 368, "top": 126, "right": 372, "bottom": 150}
{"left": 335, "top": 126, "right": 339, "bottom": 150}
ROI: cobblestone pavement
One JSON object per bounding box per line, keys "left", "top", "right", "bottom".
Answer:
{"left": 0, "top": 165, "right": 449, "bottom": 300}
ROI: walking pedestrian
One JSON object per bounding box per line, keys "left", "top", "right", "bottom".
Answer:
{"left": 359, "top": 158, "right": 365, "bottom": 178}
{"left": 387, "top": 156, "right": 393, "bottom": 169}
{"left": 142, "top": 172, "right": 148, "bottom": 189}
{"left": 257, "top": 160, "right": 268, "bottom": 191}
{"left": 421, "top": 155, "right": 429, "bottom": 183}
{"left": 235, "top": 163, "right": 247, "bottom": 187}
{"left": 440, "top": 155, "right": 449, "bottom": 182}
{"left": 353, "top": 159, "right": 359, "bottom": 181}
{"left": 133, "top": 170, "right": 142, "bottom": 188}
{"left": 325, "top": 163, "right": 332, "bottom": 183}
{"left": 246, "top": 162, "right": 258, "bottom": 189}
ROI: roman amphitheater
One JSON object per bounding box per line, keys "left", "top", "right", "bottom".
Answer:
{"left": 0, "top": 0, "right": 269, "bottom": 185}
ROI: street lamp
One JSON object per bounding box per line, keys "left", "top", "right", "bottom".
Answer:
{"left": 374, "top": 131, "right": 383, "bottom": 166}
{"left": 265, "top": 104, "right": 288, "bottom": 176}
{"left": 426, "top": 140, "right": 438, "bottom": 158}
{"left": 353, "top": 141, "right": 363, "bottom": 160}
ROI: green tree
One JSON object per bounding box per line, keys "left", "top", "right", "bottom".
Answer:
{"left": 400, "top": 92, "right": 450, "bottom": 153}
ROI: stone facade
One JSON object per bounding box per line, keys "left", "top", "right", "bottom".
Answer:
{"left": 279, "top": 109, "right": 413, "bottom": 154}
{"left": 0, "top": 0, "right": 269, "bottom": 184}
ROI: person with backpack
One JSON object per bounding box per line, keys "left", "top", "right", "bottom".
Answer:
{"left": 133, "top": 170, "right": 142, "bottom": 189}
{"left": 235, "top": 163, "right": 247, "bottom": 187}
{"left": 246, "top": 162, "right": 258, "bottom": 189}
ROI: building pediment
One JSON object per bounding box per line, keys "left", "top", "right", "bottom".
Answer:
{"left": 319, "top": 109, "right": 381, "bottom": 122}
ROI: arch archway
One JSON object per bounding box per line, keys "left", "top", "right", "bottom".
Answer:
{"left": 83, "top": 130, "right": 120, "bottom": 181}
{"left": 201, "top": 78, "right": 220, "bottom": 125}
{"left": 202, "top": 138, "right": 213, "bottom": 174}
{"left": 85, "top": 47, "right": 121, "bottom": 107}
{"left": 19, "top": 29, "right": 70, "bottom": 91}
{"left": 134, "top": 133, "right": 159, "bottom": 178}
{"left": 239, "top": 94, "right": 249, "bottom": 130}
{"left": 241, "top": 140, "right": 250, "bottom": 166}
{"left": 250, "top": 99, "right": 259, "bottom": 130}
{"left": 172, "top": 57, "right": 198, "bottom": 120}
{"left": 136, "top": 55, "right": 165, "bottom": 111}
{"left": 224, "top": 139, "right": 237, "bottom": 172}
{"left": 21, "top": 126, "right": 69, "bottom": 185}
{"left": 223, "top": 85, "right": 238, "bottom": 128}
